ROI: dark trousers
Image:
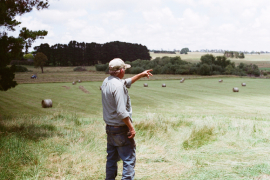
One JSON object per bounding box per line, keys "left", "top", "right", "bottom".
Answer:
{"left": 106, "top": 125, "right": 136, "bottom": 180}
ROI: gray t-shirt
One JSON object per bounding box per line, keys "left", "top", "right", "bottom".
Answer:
{"left": 101, "top": 76, "right": 132, "bottom": 126}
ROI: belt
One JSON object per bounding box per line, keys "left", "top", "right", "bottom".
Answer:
{"left": 106, "top": 124, "right": 127, "bottom": 128}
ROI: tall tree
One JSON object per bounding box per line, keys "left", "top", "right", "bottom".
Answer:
{"left": 19, "top": 27, "right": 47, "bottom": 54}
{"left": 0, "top": 0, "right": 49, "bottom": 91}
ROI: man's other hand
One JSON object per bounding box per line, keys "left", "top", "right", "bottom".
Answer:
{"left": 128, "top": 129, "right": 136, "bottom": 139}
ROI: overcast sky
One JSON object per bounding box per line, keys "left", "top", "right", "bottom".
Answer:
{"left": 12, "top": 0, "right": 270, "bottom": 52}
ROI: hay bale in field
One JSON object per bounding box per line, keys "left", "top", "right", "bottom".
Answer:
{"left": 219, "top": 79, "right": 223, "bottom": 82}
{"left": 162, "top": 84, "right": 166, "bottom": 87}
{"left": 78, "top": 80, "right": 81, "bottom": 83}
{"left": 233, "top": 87, "right": 239, "bottom": 92}
{"left": 72, "top": 81, "right": 76, "bottom": 85}
{"left": 41, "top": 99, "right": 52, "bottom": 108}
{"left": 143, "top": 83, "right": 148, "bottom": 87}
{"left": 241, "top": 83, "right": 246, "bottom": 86}
{"left": 180, "top": 78, "right": 185, "bottom": 83}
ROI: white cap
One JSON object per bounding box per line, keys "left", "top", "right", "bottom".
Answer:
{"left": 109, "top": 58, "right": 131, "bottom": 71}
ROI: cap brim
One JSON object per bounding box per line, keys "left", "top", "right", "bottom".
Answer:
{"left": 125, "top": 64, "right": 131, "bottom": 69}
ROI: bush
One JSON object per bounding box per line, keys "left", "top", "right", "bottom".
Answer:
{"left": 224, "top": 64, "right": 234, "bottom": 75}
{"left": 73, "top": 66, "right": 87, "bottom": 71}
{"left": 14, "top": 65, "right": 29, "bottom": 72}
{"left": 198, "top": 63, "right": 211, "bottom": 75}
{"left": 152, "top": 66, "right": 162, "bottom": 74}
{"left": 129, "top": 67, "right": 144, "bottom": 74}
{"left": 212, "top": 71, "right": 221, "bottom": 75}
{"left": 253, "top": 69, "right": 261, "bottom": 76}
{"left": 95, "top": 64, "right": 108, "bottom": 71}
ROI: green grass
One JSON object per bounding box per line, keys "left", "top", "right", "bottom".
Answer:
{"left": 1, "top": 77, "right": 270, "bottom": 179}
{"left": 259, "top": 67, "right": 270, "bottom": 71}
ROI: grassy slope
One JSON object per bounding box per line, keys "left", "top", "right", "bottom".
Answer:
{"left": 1, "top": 77, "right": 270, "bottom": 179}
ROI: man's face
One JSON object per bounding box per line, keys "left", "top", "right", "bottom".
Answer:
{"left": 118, "top": 68, "right": 125, "bottom": 79}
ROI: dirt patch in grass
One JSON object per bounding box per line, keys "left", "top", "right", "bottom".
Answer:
{"left": 79, "top": 86, "right": 90, "bottom": 94}
{"left": 62, "top": 86, "right": 70, "bottom": 89}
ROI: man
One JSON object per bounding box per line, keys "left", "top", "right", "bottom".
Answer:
{"left": 101, "top": 58, "right": 153, "bottom": 180}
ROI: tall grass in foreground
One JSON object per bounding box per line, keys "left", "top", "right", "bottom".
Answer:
{"left": 1, "top": 112, "right": 270, "bottom": 179}
{"left": 0, "top": 113, "right": 106, "bottom": 179}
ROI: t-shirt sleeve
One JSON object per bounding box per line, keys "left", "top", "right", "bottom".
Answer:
{"left": 113, "top": 85, "right": 129, "bottom": 120}
{"left": 124, "top": 78, "right": 132, "bottom": 88}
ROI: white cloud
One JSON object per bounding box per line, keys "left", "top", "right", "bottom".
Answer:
{"left": 9, "top": 0, "right": 270, "bottom": 52}
{"left": 181, "top": 8, "right": 209, "bottom": 28}
{"left": 34, "top": 9, "right": 88, "bottom": 24}
{"left": 65, "top": 19, "right": 88, "bottom": 30}
{"left": 241, "top": 8, "right": 256, "bottom": 18}
{"left": 218, "top": 24, "right": 236, "bottom": 33}
{"left": 100, "top": 11, "right": 125, "bottom": 24}
{"left": 16, "top": 16, "right": 52, "bottom": 31}
{"left": 143, "top": 7, "right": 176, "bottom": 23}
{"left": 173, "top": 0, "right": 196, "bottom": 6}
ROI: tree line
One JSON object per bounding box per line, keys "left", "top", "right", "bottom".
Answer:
{"left": 96, "top": 54, "right": 260, "bottom": 76}
{"left": 33, "top": 41, "right": 151, "bottom": 66}
{"left": 224, "top": 51, "right": 245, "bottom": 58}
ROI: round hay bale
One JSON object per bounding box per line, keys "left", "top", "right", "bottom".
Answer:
{"left": 180, "top": 78, "right": 185, "bottom": 83}
{"left": 72, "top": 81, "right": 76, "bottom": 85}
{"left": 41, "top": 99, "right": 52, "bottom": 108}
{"left": 143, "top": 83, "right": 148, "bottom": 87}
{"left": 233, "top": 87, "right": 239, "bottom": 92}
{"left": 219, "top": 79, "right": 223, "bottom": 82}
{"left": 241, "top": 83, "right": 246, "bottom": 86}
{"left": 78, "top": 80, "right": 81, "bottom": 83}
{"left": 162, "top": 84, "right": 166, "bottom": 87}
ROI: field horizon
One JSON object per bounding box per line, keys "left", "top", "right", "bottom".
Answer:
{"left": 150, "top": 52, "right": 270, "bottom": 68}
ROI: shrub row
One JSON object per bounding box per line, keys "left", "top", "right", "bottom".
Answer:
{"left": 14, "top": 65, "right": 29, "bottom": 72}
{"left": 73, "top": 66, "right": 87, "bottom": 71}
{"left": 95, "top": 55, "right": 261, "bottom": 76}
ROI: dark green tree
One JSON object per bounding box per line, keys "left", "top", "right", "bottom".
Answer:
{"left": 239, "top": 52, "right": 245, "bottom": 58}
{"left": 198, "top": 63, "right": 211, "bottom": 75}
{"left": 19, "top": 27, "right": 47, "bottom": 54}
{"left": 34, "top": 52, "right": 47, "bottom": 73}
{"left": 200, "top": 54, "right": 215, "bottom": 65}
{"left": 0, "top": 0, "right": 49, "bottom": 91}
{"left": 180, "top": 47, "right": 189, "bottom": 54}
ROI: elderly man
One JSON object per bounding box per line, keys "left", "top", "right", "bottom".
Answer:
{"left": 101, "top": 58, "right": 152, "bottom": 180}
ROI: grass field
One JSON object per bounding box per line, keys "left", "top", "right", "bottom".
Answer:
{"left": 1, "top": 75, "right": 270, "bottom": 179}
{"left": 150, "top": 52, "right": 270, "bottom": 68}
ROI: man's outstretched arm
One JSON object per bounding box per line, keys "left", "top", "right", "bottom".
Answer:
{"left": 131, "top": 69, "right": 153, "bottom": 84}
